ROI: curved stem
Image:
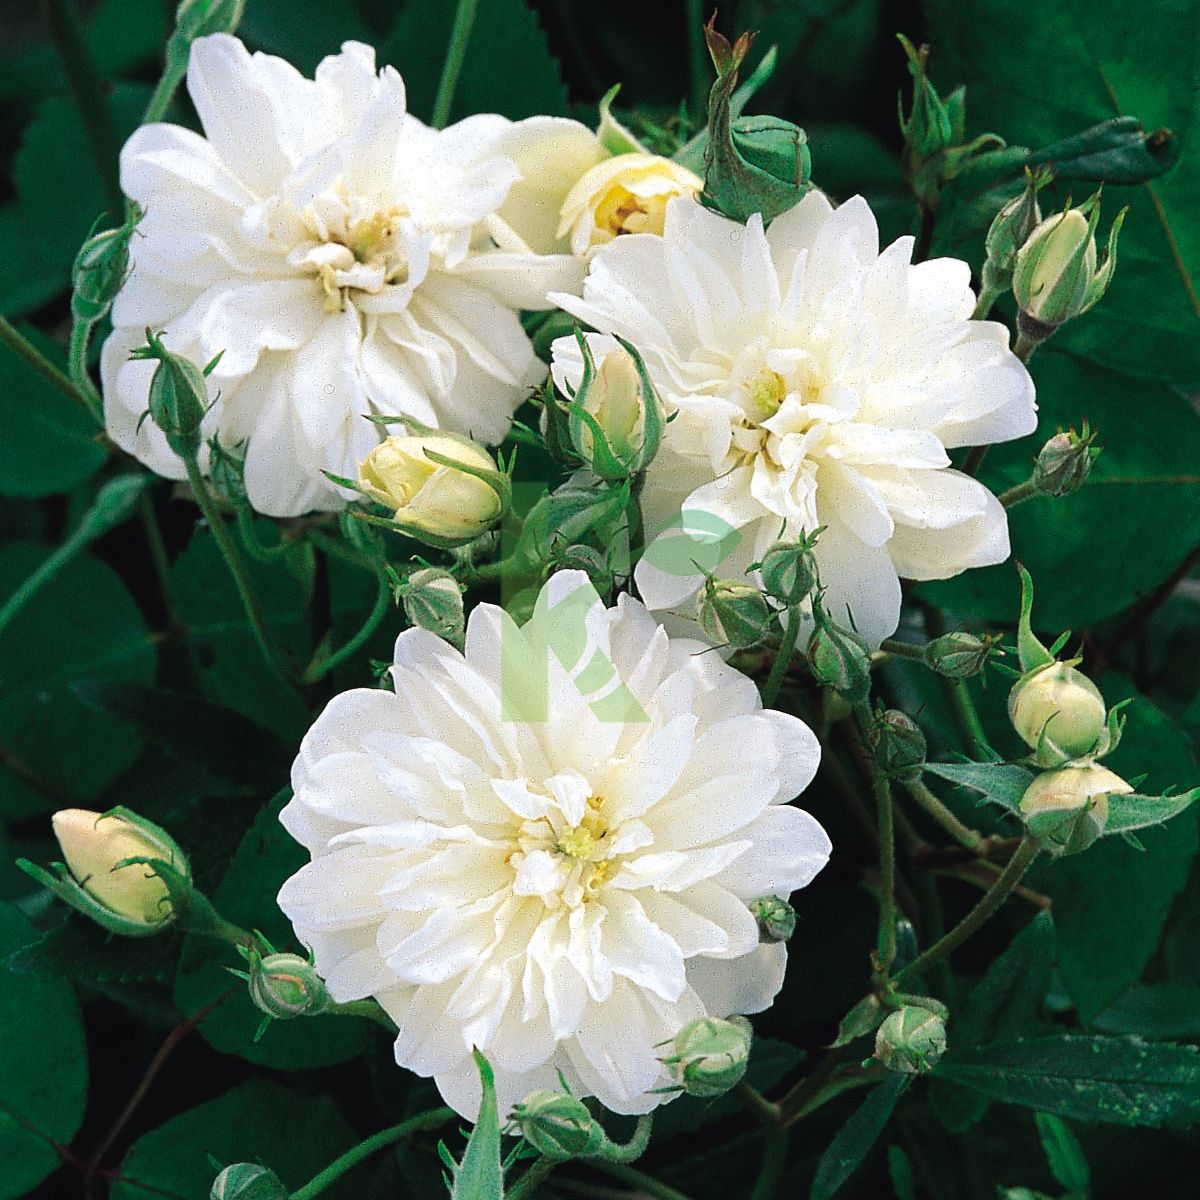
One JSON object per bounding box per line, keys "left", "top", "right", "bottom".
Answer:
{"left": 303, "top": 569, "right": 393, "bottom": 684}
{"left": 0, "top": 317, "right": 101, "bottom": 422}
{"left": 431, "top": 0, "right": 480, "bottom": 128}
{"left": 856, "top": 703, "right": 897, "bottom": 973}
{"left": 961, "top": 445, "right": 989, "bottom": 477}
{"left": 183, "top": 456, "right": 294, "bottom": 688}
{"left": 68, "top": 317, "right": 104, "bottom": 418}
{"left": 941, "top": 677, "right": 996, "bottom": 761}
{"left": 901, "top": 777, "right": 983, "bottom": 851}
{"left": 972, "top": 283, "right": 1004, "bottom": 321}
{"left": 289, "top": 1109, "right": 455, "bottom": 1200}
{"left": 734, "top": 1080, "right": 781, "bottom": 1127}
{"left": 508, "top": 1158, "right": 557, "bottom": 1200}
{"left": 761, "top": 604, "right": 801, "bottom": 708}
{"left": 894, "top": 836, "right": 1041, "bottom": 986}
{"left": 1014, "top": 329, "right": 1040, "bottom": 363}
{"left": 600, "top": 1113, "right": 653, "bottom": 1163}
{"left": 236, "top": 506, "right": 293, "bottom": 562}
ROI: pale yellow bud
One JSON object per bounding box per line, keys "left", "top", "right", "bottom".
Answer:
{"left": 1008, "top": 661, "right": 1107, "bottom": 764}
{"left": 51, "top": 809, "right": 176, "bottom": 927}
{"left": 581, "top": 348, "right": 643, "bottom": 454}
{"left": 357, "top": 434, "right": 502, "bottom": 544}
{"left": 558, "top": 153, "right": 702, "bottom": 257}
{"left": 1019, "top": 763, "right": 1131, "bottom": 854}
{"left": 1015, "top": 209, "right": 1095, "bottom": 323}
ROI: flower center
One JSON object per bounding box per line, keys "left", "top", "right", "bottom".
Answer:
{"left": 743, "top": 367, "right": 787, "bottom": 424}
{"left": 595, "top": 187, "right": 669, "bottom": 242}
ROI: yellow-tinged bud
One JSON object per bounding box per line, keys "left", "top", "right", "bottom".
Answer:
{"left": 50, "top": 808, "right": 189, "bottom": 932}
{"left": 1009, "top": 661, "right": 1108, "bottom": 765}
{"left": 357, "top": 434, "right": 504, "bottom": 546}
{"left": 1020, "top": 763, "right": 1130, "bottom": 854}
{"left": 558, "top": 153, "right": 702, "bottom": 257}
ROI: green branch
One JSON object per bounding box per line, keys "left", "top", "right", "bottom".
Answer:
{"left": 431, "top": 0, "right": 480, "bottom": 128}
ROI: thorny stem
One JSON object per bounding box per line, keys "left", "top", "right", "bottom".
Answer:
{"left": 431, "top": 0, "right": 480, "bottom": 128}
{"left": 289, "top": 1109, "right": 455, "bottom": 1200}
{"left": 894, "top": 836, "right": 1042, "bottom": 986}
{"left": 997, "top": 478, "right": 1040, "bottom": 508}
{"left": 901, "top": 776, "right": 984, "bottom": 851}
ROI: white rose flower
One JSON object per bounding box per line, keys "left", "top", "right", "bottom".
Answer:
{"left": 102, "top": 34, "right": 589, "bottom": 517}
{"left": 277, "top": 570, "right": 829, "bottom": 1118}
{"left": 551, "top": 194, "right": 1038, "bottom": 648}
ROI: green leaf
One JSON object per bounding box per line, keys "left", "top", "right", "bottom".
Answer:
{"left": 0, "top": 900, "right": 87, "bottom": 1200}
{"left": 1093, "top": 984, "right": 1200, "bottom": 1039}
{"left": 923, "top": 760, "right": 1035, "bottom": 814}
{"left": 1034, "top": 675, "right": 1199, "bottom": 1020}
{"left": 110, "top": 1078, "right": 358, "bottom": 1200}
{"left": 449, "top": 1052, "right": 504, "bottom": 1200}
{"left": 809, "top": 1075, "right": 910, "bottom": 1200}
{"left": 4, "top": 915, "right": 178, "bottom": 985}
{"left": 380, "top": 0, "right": 568, "bottom": 123}
{"left": 921, "top": 350, "right": 1200, "bottom": 630}
{"left": 935, "top": 1035, "right": 1200, "bottom": 1127}
{"left": 930, "top": 912, "right": 1056, "bottom": 1132}
{"left": 924, "top": 0, "right": 1200, "bottom": 387}
{"left": 73, "top": 681, "right": 291, "bottom": 792}
{"left": 0, "top": 326, "right": 105, "bottom": 497}
{"left": 1035, "top": 1112, "right": 1090, "bottom": 1193}
{"left": 174, "top": 791, "right": 373, "bottom": 1070}
{"left": 170, "top": 524, "right": 311, "bottom": 742}
{"left": 0, "top": 542, "right": 156, "bottom": 820}
{"left": 0, "top": 85, "right": 150, "bottom": 317}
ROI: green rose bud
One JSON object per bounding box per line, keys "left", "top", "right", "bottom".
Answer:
{"left": 756, "top": 539, "right": 818, "bottom": 607}
{"left": 1013, "top": 193, "right": 1127, "bottom": 343}
{"left": 874, "top": 1004, "right": 947, "bottom": 1074}
{"left": 509, "top": 1090, "right": 606, "bottom": 1161}
{"left": 980, "top": 167, "right": 1048, "bottom": 301}
{"left": 868, "top": 710, "right": 927, "bottom": 781}
{"left": 898, "top": 35, "right": 955, "bottom": 161}
{"left": 1031, "top": 425, "right": 1099, "bottom": 498}
{"left": 243, "top": 950, "right": 330, "bottom": 1021}
{"left": 210, "top": 1163, "right": 288, "bottom": 1200}
{"left": 807, "top": 599, "right": 871, "bottom": 703}
{"left": 662, "top": 1015, "right": 753, "bottom": 1098}
{"left": 697, "top": 578, "right": 773, "bottom": 649}
{"left": 19, "top": 807, "right": 192, "bottom": 937}
{"left": 923, "top": 631, "right": 997, "bottom": 678}
{"left": 1019, "top": 763, "right": 1130, "bottom": 855}
{"left": 72, "top": 215, "right": 137, "bottom": 323}
{"left": 749, "top": 895, "right": 796, "bottom": 944}
{"left": 1009, "top": 661, "right": 1108, "bottom": 765}
{"left": 560, "top": 334, "right": 665, "bottom": 480}
{"left": 130, "top": 330, "right": 214, "bottom": 460}
{"left": 398, "top": 567, "right": 465, "bottom": 647}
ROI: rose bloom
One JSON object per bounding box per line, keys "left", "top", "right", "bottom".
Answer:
{"left": 552, "top": 194, "right": 1038, "bottom": 647}
{"left": 277, "top": 571, "right": 830, "bottom": 1117}
{"left": 103, "top": 35, "right": 589, "bottom": 516}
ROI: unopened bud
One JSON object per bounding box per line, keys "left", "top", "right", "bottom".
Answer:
{"left": 243, "top": 950, "right": 329, "bottom": 1021}
{"left": 131, "top": 330, "right": 213, "bottom": 460}
{"left": 697, "top": 578, "right": 773, "bottom": 649}
{"left": 868, "top": 710, "right": 927, "bottom": 780}
{"left": 210, "top": 1163, "right": 287, "bottom": 1200}
{"left": 898, "top": 35, "right": 955, "bottom": 161}
{"left": 980, "top": 168, "right": 1048, "bottom": 300}
{"left": 398, "top": 567, "right": 465, "bottom": 646}
{"left": 1020, "top": 763, "right": 1130, "bottom": 854}
{"left": 756, "top": 539, "right": 818, "bottom": 607}
{"left": 1032, "top": 426, "right": 1098, "bottom": 498}
{"left": 874, "top": 1004, "right": 947, "bottom": 1074}
{"left": 550, "top": 333, "right": 665, "bottom": 480}
{"left": 807, "top": 600, "right": 871, "bottom": 703}
{"left": 72, "top": 217, "right": 136, "bottom": 323}
{"left": 749, "top": 895, "right": 796, "bottom": 944}
{"left": 1009, "top": 661, "right": 1108, "bottom": 765}
{"left": 32, "top": 808, "right": 190, "bottom": 936}
{"left": 1013, "top": 194, "right": 1127, "bottom": 341}
{"left": 923, "top": 631, "right": 996, "bottom": 678}
{"left": 175, "top": 0, "right": 245, "bottom": 41}
{"left": 356, "top": 433, "right": 505, "bottom": 547}
{"left": 662, "top": 1015, "right": 752, "bottom": 1098}
{"left": 509, "top": 1090, "right": 606, "bottom": 1161}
